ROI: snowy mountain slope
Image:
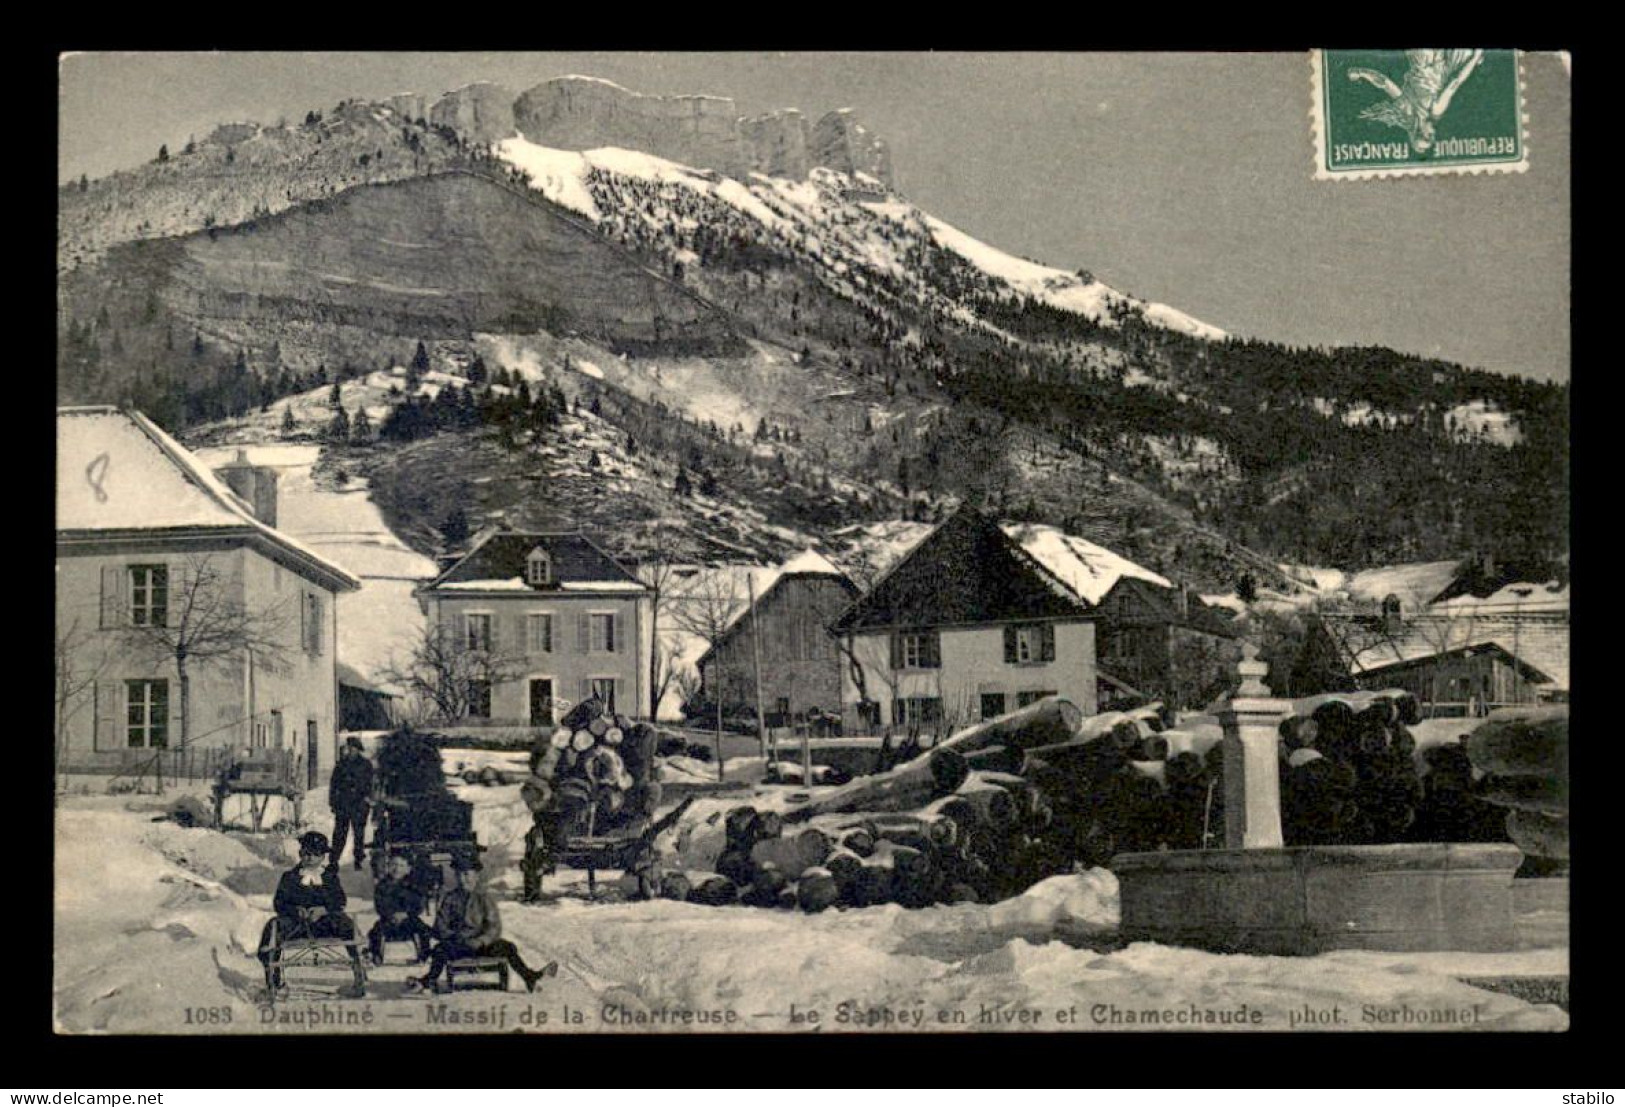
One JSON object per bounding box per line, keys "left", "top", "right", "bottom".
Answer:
{"left": 495, "top": 136, "right": 1226, "bottom": 345}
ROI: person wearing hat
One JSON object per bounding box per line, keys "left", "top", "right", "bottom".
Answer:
{"left": 410, "top": 855, "right": 557, "bottom": 994}
{"left": 257, "top": 831, "right": 368, "bottom": 997}
{"left": 329, "top": 736, "right": 375, "bottom": 871}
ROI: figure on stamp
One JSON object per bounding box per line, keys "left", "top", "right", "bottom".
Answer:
{"left": 1347, "top": 49, "right": 1485, "bottom": 155}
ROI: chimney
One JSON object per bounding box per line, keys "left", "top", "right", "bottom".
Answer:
{"left": 213, "top": 449, "right": 279, "bottom": 528}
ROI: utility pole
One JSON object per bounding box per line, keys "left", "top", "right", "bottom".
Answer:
{"left": 747, "top": 574, "right": 768, "bottom": 765}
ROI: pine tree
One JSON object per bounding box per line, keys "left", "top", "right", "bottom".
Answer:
{"left": 675, "top": 468, "right": 693, "bottom": 497}
{"left": 588, "top": 450, "right": 602, "bottom": 469}
{"left": 699, "top": 470, "right": 719, "bottom": 497}
{"left": 157, "top": 144, "right": 169, "bottom": 163}
{"left": 328, "top": 405, "right": 350, "bottom": 443}
{"left": 280, "top": 406, "right": 296, "bottom": 435}
{"left": 439, "top": 507, "right": 470, "bottom": 548}
{"left": 329, "top": 381, "right": 342, "bottom": 407}
{"left": 77, "top": 173, "right": 88, "bottom": 193}
{"left": 351, "top": 406, "right": 373, "bottom": 444}
{"left": 411, "top": 340, "right": 431, "bottom": 375}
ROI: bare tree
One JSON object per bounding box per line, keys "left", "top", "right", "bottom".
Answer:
{"left": 118, "top": 553, "right": 294, "bottom": 758}
{"left": 55, "top": 615, "right": 112, "bottom": 793}
{"left": 634, "top": 558, "right": 683, "bottom": 719}
{"left": 669, "top": 568, "right": 747, "bottom": 781}
{"left": 380, "top": 623, "right": 530, "bottom": 726}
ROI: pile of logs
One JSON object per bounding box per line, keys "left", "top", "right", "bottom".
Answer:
{"left": 529, "top": 698, "right": 662, "bottom": 836}
{"left": 658, "top": 698, "right": 1114, "bottom": 911}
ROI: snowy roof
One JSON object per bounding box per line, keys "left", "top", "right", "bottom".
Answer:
{"left": 1325, "top": 613, "right": 1569, "bottom": 692}
{"left": 1344, "top": 561, "right": 1462, "bottom": 606}
{"left": 834, "top": 507, "right": 1090, "bottom": 633}
{"left": 1000, "top": 523, "right": 1170, "bottom": 606}
{"left": 427, "top": 530, "right": 644, "bottom": 592}
{"left": 56, "top": 407, "right": 360, "bottom": 592}
{"left": 694, "top": 554, "right": 860, "bottom": 670}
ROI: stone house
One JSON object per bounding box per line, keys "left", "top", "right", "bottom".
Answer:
{"left": 415, "top": 529, "right": 649, "bottom": 725}
{"left": 55, "top": 408, "right": 360, "bottom": 784}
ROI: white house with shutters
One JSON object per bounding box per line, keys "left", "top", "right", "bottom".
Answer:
{"left": 831, "top": 506, "right": 1098, "bottom": 735}
{"left": 55, "top": 408, "right": 361, "bottom": 783}
{"left": 414, "top": 529, "right": 650, "bottom": 725}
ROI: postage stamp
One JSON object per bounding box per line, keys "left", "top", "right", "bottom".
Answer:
{"left": 1312, "top": 49, "right": 1529, "bottom": 179}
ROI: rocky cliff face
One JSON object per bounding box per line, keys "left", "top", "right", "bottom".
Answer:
{"left": 741, "top": 109, "right": 810, "bottom": 179}
{"left": 430, "top": 82, "right": 517, "bottom": 145}
{"left": 810, "top": 109, "right": 893, "bottom": 186}
{"left": 515, "top": 77, "right": 748, "bottom": 177}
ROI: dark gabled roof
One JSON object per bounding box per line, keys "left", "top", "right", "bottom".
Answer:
{"left": 1356, "top": 640, "right": 1554, "bottom": 685}
{"left": 427, "top": 530, "right": 642, "bottom": 590}
{"left": 1432, "top": 556, "right": 1569, "bottom": 605}
{"left": 832, "top": 506, "right": 1090, "bottom": 633}
{"left": 1098, "top": 576, "right": 1239, "bottom": 639}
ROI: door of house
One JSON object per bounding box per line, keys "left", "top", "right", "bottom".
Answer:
{"left": 306, "top": 720, "right": 319, "bottom": 789}
{"left": 529, "top": 679, "right": 555, "bottom": 727}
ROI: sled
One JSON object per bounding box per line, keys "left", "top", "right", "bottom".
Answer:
{"left": 445, "top": 956, "right": 511, "bottom": 992}
{"left": 263, "top": 935, "right": 365, "bottom": 1005}
{"left": 533, "top": 795, "right": 695, "bottom": 899}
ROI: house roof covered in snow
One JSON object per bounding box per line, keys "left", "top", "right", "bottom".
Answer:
{"left": 425, "top": 530, "right": 644, "bottom": 593}
{"left": 1323, "top": 612, "right": 1569, "bottom": 692}
{"left": 56, "top": 406, "right": 360, "bottom": 593}
{"left": 832, "top": 506, "right": 1091, "bottom": 633}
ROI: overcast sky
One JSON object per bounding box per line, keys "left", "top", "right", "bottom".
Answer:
{"left": 58, "top": 51, "right": 1571, "bottom": 383}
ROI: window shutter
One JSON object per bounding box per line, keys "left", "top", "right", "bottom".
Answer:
{"left": 272, "top": 712, "right": 284, "bottom": 748}
{"left": 578, "top": 612, "right": 590, "bottom": 653}
{"left": 613, "top": 612, "right": 625, "bottom": 654}
{"left": 162, "top": 679, "right": 178, "bottom": 749}
{"left": 165, "top": 564, "right": 185, "bottom": 629}
{"left": 542, "top": 615, "right": 553, "bottom": 654}
{"left": 312, "top": 595, "right": 325, "bottom": 656}
{"left": 926, "top": 632, "right": 941, "bottom": 669}
{"left": 93, "top": 680, "right": 121, "bottom": 751}
{"left": 100, "top": 566, "right": 123, "bottom": 629}
{"left": 1041, "top": 623, "right": 1055, "bottom": 662}
{"left": 300, "top": 593, "right": 310, "bottom": 653}
{"left": 889, "top": 632, "right": 901, "bottom": 670}
{"left": 1004, "top": 625, "right": 1017, "bottom": 664}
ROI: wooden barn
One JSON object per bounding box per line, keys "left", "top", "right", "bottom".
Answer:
{"left": 696, "top": 551, "right": 859, "bottom": 730}
{"left": 1093, "top": 577, "right": 1240, "bottom": 710}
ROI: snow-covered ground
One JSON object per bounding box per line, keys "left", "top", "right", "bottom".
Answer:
{"left": 55, "top": 769, "right": 1567, "bottom": 1034}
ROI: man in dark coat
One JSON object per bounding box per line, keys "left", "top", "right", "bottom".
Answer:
{"left": 366, "top": 852, "right": 434, "bottom": 964}
{"left": 411, "top": 856, "right": 557, "bottom": 993}
{"left": 330, "top": 736, "right": 374, "bottom": 871}
{"left": 257, "top": 831, "right": 367, "bottom": 996}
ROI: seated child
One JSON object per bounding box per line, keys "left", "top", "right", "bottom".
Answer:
{"left": 257, "top": 831, "right": 367, "bottom": 997}
{"left": 367, "top": 853, "right": 434, "bottom": 965}
{"left": 410, "top": 855, "right": 557, "bottom": 994}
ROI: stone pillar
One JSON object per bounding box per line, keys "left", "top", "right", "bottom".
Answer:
{"left": 1215, "top": 643, "right": 1293, "bottom": 850}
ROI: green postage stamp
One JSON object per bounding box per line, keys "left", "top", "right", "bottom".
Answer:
{"left": 1312, "top": 49, "right": 1529, "bottom": 179}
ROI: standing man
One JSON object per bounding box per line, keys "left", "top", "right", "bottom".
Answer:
{"left": 330, "top": 735, "right": 374, "bottom": 871}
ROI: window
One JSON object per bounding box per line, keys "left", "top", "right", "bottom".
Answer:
{"left": 526, "top": 548, "right": 554, "bottom": 587}
{"left": 464, "top": 612, "right": 493, "bottom": 652}
{"left": 1016, "top": 690, "right": 1058, "bottom": 709}
{"left": 590, "top": 678, "right": 617, "bottom": 715}
{"left": 253, "top": 720, "right": 270, "bottom": 748}
{"left": 466, "top": 679, "right": 492, "bottom": 719}
{"left": 129, "top": 565, "right": 168, "bottom": 627}
{"left": 980, "top": 692, "right": 1007, "bottom": 720}
{"left": 892, "top": 696, "right": 943, "bottom": 729}
{"left": 302, "top": 592, "right": 325, "bottom": 655}
{"left": 528, "top": 613, "right": 553, "bottom": 654}
{"left": 590, "top": 613, "right": 616, "bottom": 653}
{"left": 1004, "top": 623, "right": 1056, "bottom": 665}
{"left": 890, "top": 629, "right": 940, "bottom": 670}
{"left": 126, "top": 680, "right": 168, "bottom": 749}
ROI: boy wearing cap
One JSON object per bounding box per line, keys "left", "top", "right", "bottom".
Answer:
{"left": 257, "top": 831, "right": 368, "bottom": 997}
{"left": 367, "top": 852, "right": 434, "bottom": 965}
{"left": 410, "top": 856, "right": 557, "bottom": 994}
{"left": 329, "top": 736, "right": 374, "bottom": 871}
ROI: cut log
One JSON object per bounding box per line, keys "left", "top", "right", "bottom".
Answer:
{"left": 1467, "top": 707, "right": 1568, "bottom": 779}
{"left": 550, "top": 727, "right": 574, "bottom": 750}
{"left": 1479, "top": 774, "right": 1568, "bottom": 816}
{"left": 686, "top": 875, "right": 739, "bottom": 907}
{"left": 571, "top": 729, "right": 595, "bottom": 752}
{"left": 749, "top": 828, "right": 834, "bottom": 880}
{"left": 796, "top": 868, "right": 840, "bottom": 913}
{"left": 754, "top": 811, "right": 785, "bottom": 840}
{"left": 776, "top": 887, "right": 799, "bottom": 910}
{"left": 839, "top": 826, "right": 877, "bottom": 858}
{"left": 588, "top": 717, "right": 610, "bottom": 738}
{"left": 851, "top": 863, "right": 893, "bottom": 907}
{"left": 962, "top": 744, "right": 1026, "bottom": 774}
{"left": 604, "top": 727, "right": 625, "bottom": 746}
{"left": 658, "top": 871, "right": 692, "bottom": 901}
{"left": 933, "top": 698, "right": 1084, "bottom": 757}
{"left": 822, "top": 849, "right": 864, "bottom": 894}
{"left": 782, "top": 748, "right": 970, "bottom": 823}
